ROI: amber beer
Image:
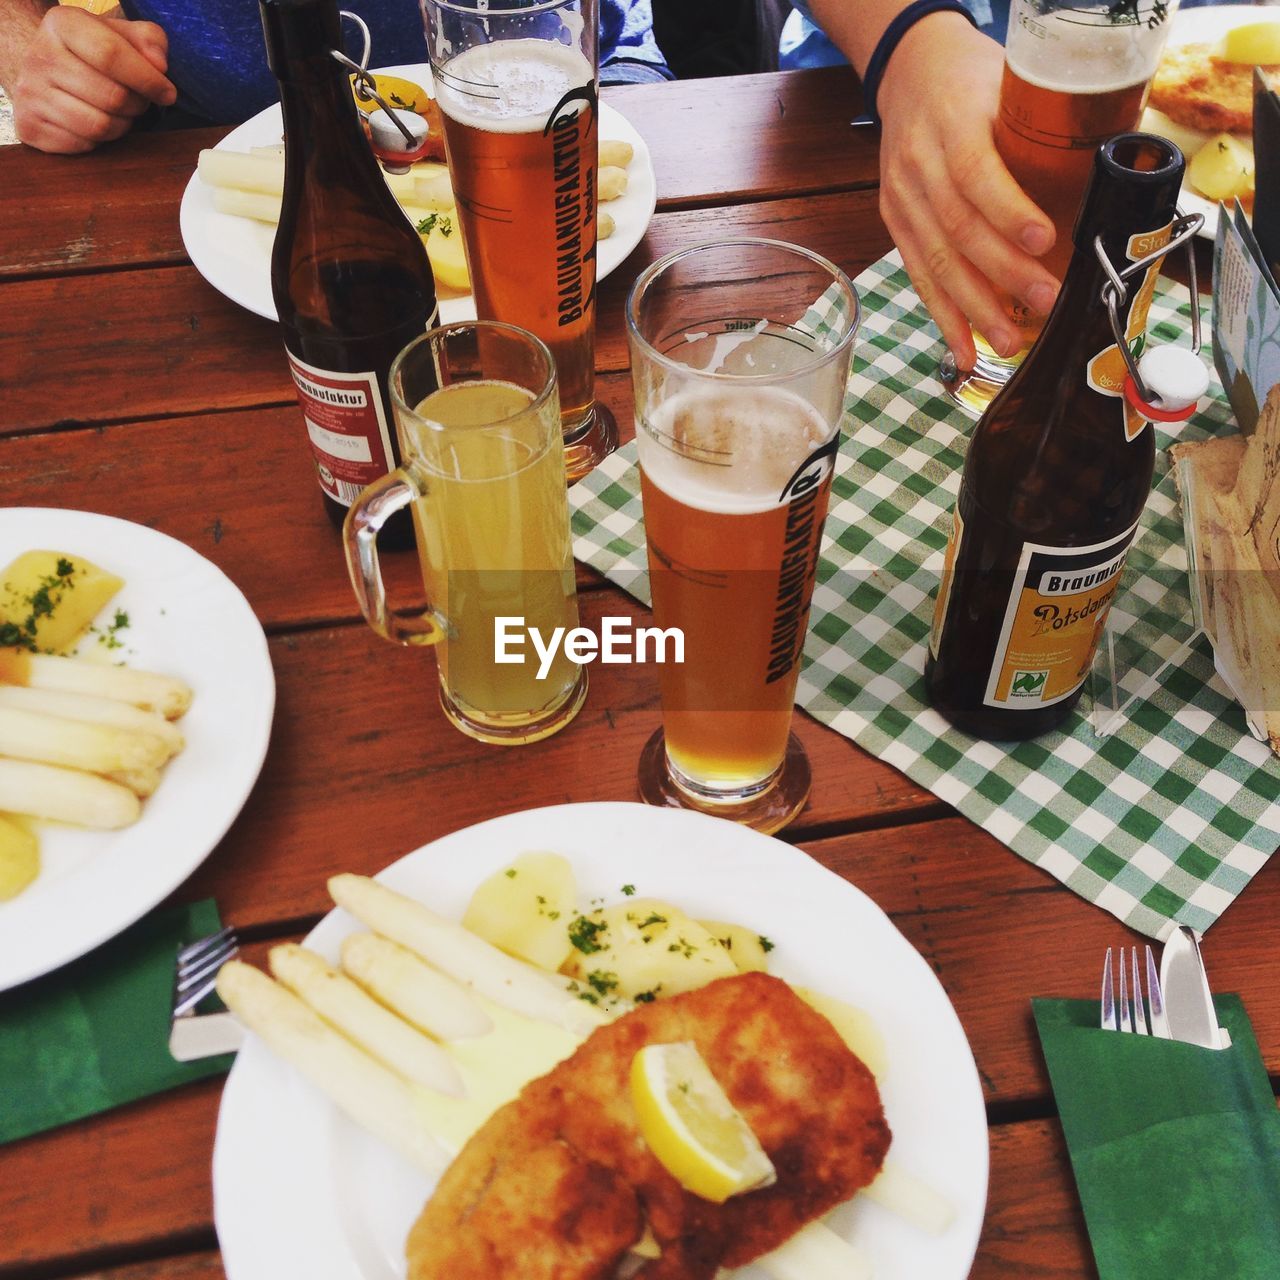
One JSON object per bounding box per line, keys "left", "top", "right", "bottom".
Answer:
{"left": 640, "top": 386, "right": 834, "bottom": 793}
{"left": 433, "top": 41, "right": 598, "bottom": 436}
{"left": 990, "top": 60, "right": 1150, "bottom": 351}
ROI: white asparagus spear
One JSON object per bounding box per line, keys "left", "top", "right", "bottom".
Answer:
{"left": 107, "top": 766, "right": 161, "bottom": 799}
{"left": 0, "top": 685, "right": 184, "bottom": 755}
{"left": 269, "top": 944, "right": 465, "bottom": 1096}
{"left": 212, "top": 185, "right": 435, "bottom": 229}
{"left": 340, "top": 933, "right": 493, "bottom": 1041}
{"left": 328, "top": 874, "right": 608, "bottom": 1038}
{"left": 862, "top": 1160, "right": 955, "bottom": 1235}
{"left": 0, "top": 758, "right": 139, "bottom": 828}
{"left": 0, "top": 706, "right": 167, "bottom": 774}
{"left": 199, "top": 147, "right": 420, "bottom": 202}
{"left": 216, "top": 960, "right": 450, "bottom": 1178}
{"left": 0, "top": 651, "right": 192, "bottom": 719}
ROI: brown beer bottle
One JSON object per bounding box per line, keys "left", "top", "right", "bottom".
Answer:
{"left": 925, "top": 134, "right": 1185, "bottom": 739}
{"left": 261, "top": 0, "right": 437, "bottom": 550}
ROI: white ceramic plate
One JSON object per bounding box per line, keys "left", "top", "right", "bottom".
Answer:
{"left": 213, "top": 802, "right": 988, "bottom": 1280}
{"left": 179, "top": 66, "right": 658, "bottom": 323}
{"left": 0, "top": 509, "right": 274, "bottom": 992}
{"left": 1141, "top": 4, "right": 1266, "bottom": 239}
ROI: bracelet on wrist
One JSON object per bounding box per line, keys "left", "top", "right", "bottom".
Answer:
{"left": 862, "top": 0, "right": 978, "bottom": 127}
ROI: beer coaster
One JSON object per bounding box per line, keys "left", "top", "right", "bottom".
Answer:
{"left": 569, "top": 251, "right": 1280, "bottom": 940}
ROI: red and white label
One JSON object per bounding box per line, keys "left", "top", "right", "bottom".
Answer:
{"left": 286, "top": 352, "right": 396, "bottom": 506}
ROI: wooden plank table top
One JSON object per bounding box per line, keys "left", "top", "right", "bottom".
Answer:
{"left": 0, "top": 65, "right": 1275, "bottom": 1280}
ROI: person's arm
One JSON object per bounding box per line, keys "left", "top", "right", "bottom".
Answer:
{"left": 0, "top": 0, "right": 176, "bottom": 154}
{"left": 805, "top": 0, "right": 1060, "bottom": 370}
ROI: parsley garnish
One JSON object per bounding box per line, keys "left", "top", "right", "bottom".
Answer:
{"left": 586, "top": 970, "right": 619, "bottom": 995}
{"left": 504, "top": 868, "right": 518, "bottom": 878}
{"left": 568, "top": 914, "right": 607, "bottom": 955}
{"left": 758, "top": 935, "right": 775, "bottom": 953}
{"left": 415, "top": 212, "right": 454, "bottom": 238}
{"left": 621, "top": 883, "right": 636, "bottom": 896}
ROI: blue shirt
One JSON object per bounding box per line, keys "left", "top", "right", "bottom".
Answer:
{"left": 780, "top": 0, "right": 1214, "bottom": 71}
{"left": 120, "top": 0, "right": 670, "bottom": 125}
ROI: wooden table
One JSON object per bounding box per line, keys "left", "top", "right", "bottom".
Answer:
{"left": 0, "top": 66, "right": 1274, "bottom": 1280}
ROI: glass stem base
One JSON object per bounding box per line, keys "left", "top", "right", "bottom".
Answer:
{"left": 940, "top": 346, "right": 1024, "bottom": 418}
{"left": 636, "top": 728, "right": 811, "bottom": 834}
{"left": 563, "top": 402, "right": 619, "bottom": 483}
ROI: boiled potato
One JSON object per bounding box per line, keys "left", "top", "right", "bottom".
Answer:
{"left": 1221, "top": 21, "right": 1280, "bottom": 65}
{"left": 0, "top": 551, "right": 123, "bottom": 653}
{"left": 1189, "top": 133, "right": 1255, "bottom": 202}
{"left": 562, "top": 898, "right": 738, "bottom": 1001}
{"left": 599, "top": 139, "right": 634, "bottom": 169}
{"left": 0, "top": 815, "right": 39, "bottom": 901}
{"left": 421, "top": 212, "right": 470, "bottom": 292}
{"left": 698, "top": 920, "right": 772, "bottom": 974}
{"left": 598, "top": 165, "right": 628, "bottom": 202}
{"left": 598, "top": 210, "right": 615, "bottom": 240}
{"left": 793, "top": 985, "right": 888, "bottom": 1080}
{"left": 462, "top": 851, "right": 577, "bottom": 971}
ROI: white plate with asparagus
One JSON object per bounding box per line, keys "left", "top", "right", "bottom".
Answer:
{"left": 0, "top": 508, "right": 274, "bottom": 991}
{"left": 178, "top": 65, "right": 658, "bottom": 324}
{"left": 212, "top": 802, "right": 987, "bottom": 1280}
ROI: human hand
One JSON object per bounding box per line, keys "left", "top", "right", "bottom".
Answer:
{"left": 875, "top": 15, "right": 1059, "bottom": 370}
{"left": 11, "top": 6, "right": 176, "bottom": 154}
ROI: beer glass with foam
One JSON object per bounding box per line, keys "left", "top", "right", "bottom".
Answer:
{"left": 942, "top": 0, "right": 1179, "bottom": 415}
{"left": 626, "top": 240, "right": 859, "bottom": 833}
{"left": 344, "top": 322, "right": 587, "bottom": 745}
{"left": 421, "top": 0, "right": 616, "bottom": 482}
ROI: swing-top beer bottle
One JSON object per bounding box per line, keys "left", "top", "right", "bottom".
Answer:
{"left": 925, "top": 133, "right": 1185, "bottom": 739}
{"left": 261, "top": 0, "right": 437, "bottom": 549}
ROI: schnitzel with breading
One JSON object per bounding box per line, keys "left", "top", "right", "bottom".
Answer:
{"left": 1149, "top": 43, "right": 1273, "bottom": 135}
{"left": 406, "top": 971, "right": 890, "bottom": 1280}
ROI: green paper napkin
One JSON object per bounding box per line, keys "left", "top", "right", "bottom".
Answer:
{"left": 1035, "top": 995, "right": 1280, "bottom": 1279}
{"left": 0, "top": 899, "right": 235, "bottom": 1146}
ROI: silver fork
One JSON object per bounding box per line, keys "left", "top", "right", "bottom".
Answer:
{"left": 169, "top": 927, "right": 246, "bottom": 1062}
{"left": 1101, "top": 944, "right": 1170, "bottom": 1038}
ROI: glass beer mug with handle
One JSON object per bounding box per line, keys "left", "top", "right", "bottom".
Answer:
{"left": 942, "top": 0, "right": 1178, "bottom": 416}
{"left": 344, "top": 322, "right": 588, "bottom": 745}
{"left": 627, "top": 239, "right": 859, "bottom": 834}
{"left": 421, "top": 0, "right": 616, "bottom": 482}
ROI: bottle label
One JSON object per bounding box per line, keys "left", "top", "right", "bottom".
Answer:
{"left": 286, "top": 352, "right": 397, "bottom": 507}
{"left": 1086, "top": 220, "right": 1174, "bottom": 442}
{"left": 929, "top": 506, "right": 964, "bottom": 660}
{"left": 982, "top": 521, "right": 1139, "bottom": 709}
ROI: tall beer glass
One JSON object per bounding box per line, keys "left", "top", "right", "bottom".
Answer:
{"left": 421, "top": 0, "right": 616, "bottom": 482}
{"left": 344, "top": 321, "right": 587, "bottom": 745}
{"left": 627, "top": 240, "right": 859, "bottom": 833}
{"left": 942, "top": 0, "right": 1177, "bottom": 416}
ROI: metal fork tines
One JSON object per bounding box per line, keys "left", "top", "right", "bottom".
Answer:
{"left": 169, "top": 926, "right": 245, "bottom": 1062}
{"left": 174, "top": 926, "right": 240, "bottom": 1015}
{"left": 1101, "top": 944, "right": 1170, "bottom": 1039}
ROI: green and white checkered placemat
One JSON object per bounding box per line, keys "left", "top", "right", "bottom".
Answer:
{"left": 570, "top": 250, "right": 1280, "bottom": 940}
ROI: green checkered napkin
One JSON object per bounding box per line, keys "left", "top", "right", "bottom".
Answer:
{"left": 570, "top": 251, "right": 1280, "bottom": 940}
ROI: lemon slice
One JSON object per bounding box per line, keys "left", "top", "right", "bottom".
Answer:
{"left": 1221, "top": 21, "right": 1280, "bottom": 66}
{"left": 630, "top": 1041, "right": 776, "bottom": 1203}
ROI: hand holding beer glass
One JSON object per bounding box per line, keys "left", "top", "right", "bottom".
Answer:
{"left": 627, "top": 240, "right": 859, "bottom": 833}
{"left": 343, "top": 321, "right": 587, "bottom": 745}
{"left": 942, "top": 0, "right": 1178, "bottom": 415}
{"left": 422, "top": 0, "right": 616, "bottom": 481}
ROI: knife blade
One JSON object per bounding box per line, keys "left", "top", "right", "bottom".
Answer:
{"left": 1159, "top": 926, "right": 1229, "bottom": 1050}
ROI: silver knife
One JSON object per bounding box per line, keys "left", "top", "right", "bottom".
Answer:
{"left": 1159, "top": 925, "right": 1230, "bottom": 1050}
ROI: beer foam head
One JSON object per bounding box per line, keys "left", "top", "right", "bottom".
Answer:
{"left": 435, "top": 40, "right": 594, "bottom": 130}
{"left": 639, "top": 385, "right": 831, "bottom": 515}
{"left": 1007, "top": 4, "right": 1165, "bottom": 92}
